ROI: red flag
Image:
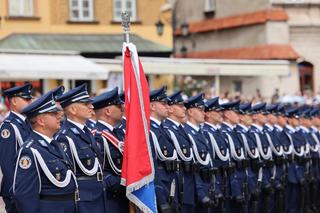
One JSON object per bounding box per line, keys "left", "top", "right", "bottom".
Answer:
{"left": 121, "top": 43, "right": 156, "bottom": 212}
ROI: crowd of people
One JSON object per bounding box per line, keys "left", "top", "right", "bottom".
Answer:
{"left": 0, "top": 82, "right": 320, "bottom": 213}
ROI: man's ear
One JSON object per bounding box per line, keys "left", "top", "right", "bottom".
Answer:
{"left": 10, "top": 97, "right": 17, "bottom": 107}
{"left": 150, "top": 102, "right": 156, "bottom": 112}
{"left": 36, "top": 115, "right": 45, "bottom": 127}
{"left": 69, "top": 105, "right": 77, "bottom": 116}
{"left": 104, "top": 107, "right": 112, "bottom": 117}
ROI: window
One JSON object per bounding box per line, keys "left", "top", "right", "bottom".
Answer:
{"left": 9, "top": 0, "right": 33, "bottom": 16}
{"left": 233, "top": 80, "right": 242, "bottom": 93}
{"left": 69, "top": 0, "right": 94, "bottom": 21}
{"left": 113, "top": 0, "right": 137, "bottom": 22}
{"left": 204, "top": 0, "right": 215, "bottom": 13}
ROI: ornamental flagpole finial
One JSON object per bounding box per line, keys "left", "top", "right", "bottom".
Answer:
{"left": 121, "top": 11, "right": 131, "bottom": 43}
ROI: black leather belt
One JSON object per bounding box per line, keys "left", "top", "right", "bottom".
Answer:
{"left": 39, "top": 193, "right": 76, "bottom": 201}
{"left": 77, "top": 172, "right": 103, "bottom": 181}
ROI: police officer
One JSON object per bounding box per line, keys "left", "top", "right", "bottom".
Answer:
{"left": 235, "top": 103, "right": 260, "bottom": 213}
{"left": 149, "top": 86, "right": 178, "bottom": 213}
{"left": 284, "top": 108, "right": 305, "bottom": 213}
{"left": 264, "top": 104, "right": 286, "bottom": 213}
{"left": 184, "top": 93, "right": 213, "bottom": 212}
{"left": 91, "top": 87, "right": 129, "bottom": 213}
{"left": 273, "top": 105, "right": 293, "bottom": 212}
{"left": 297, "top": 108, "right": 315, "bottom": 212}
{"left": 55, "top": 83, "right": 105, "bottom": 213}
{"left": 219, "top": 100, "right": 247, "bottom": 213}
{"left": 162, "top": 91, "right": 196, "bottom": 213}
{"left": 249, "top": 103, "right": 274, "bottom": 213}
{"left": 202, "top": 97, "right": 230, "bottom": 212}
{"left": 309, "top": 109, "right": 320, "bottom": 210}
{"left": 0, "top": 83, "right": 33, "bottom": 213}
{"left": 13, "top": 91, "right": 78, "bottom": 213}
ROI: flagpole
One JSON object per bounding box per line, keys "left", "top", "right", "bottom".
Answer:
{"left": 121, "top": 11, "right": 130, "bottom": 44}
{"left": 121, "top": 10, "right": 136, "bottom": 213}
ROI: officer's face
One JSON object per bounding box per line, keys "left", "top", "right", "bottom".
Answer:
{"left": 71, "top": 102, "right": 93, "bottom": 120}
{"left": 170, "top": 104, "right": 186, "bottom": 123}
{"left": 206, "top": 111, "right": 222, "bottom": 123}
{"left": 151, "top": 101, "right": 169, "bottom": 120}
{"left": 311, "top": 117, "right": 320, "bottom": 127}
{"left": 300, "top": 118, "right": 311, "bottom": 127}
{"left": 107, "top": 104, "right": 122, "bottom": 123}
{"left": 188, "top": 107, "right": 205, "bottom": 124}
{"left": 240, "top": 114, "right": 252, "bottom": 126}
{"left": 225, "top": 111, "right": 239, "bottom": 124}
{"left": 267, "top": 114, "right": 277, "bottom": 125}
{"left": 255, "top": 113, "right": 267, "bottom": 124}
{"left": 11, "top": 97, "right": 33, "bottom": 113}
{"left": 43, "top": 112, "right": 61, "bottom": 132}
{"left": 288, "top": 117, "right": 299, "bottom": 127}
{"left": 277, "top": 116, "right": 287, "bottom": 127}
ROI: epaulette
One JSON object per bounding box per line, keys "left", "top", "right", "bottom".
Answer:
{"left": 14, "top": 118, "right": 23, "bottom": 124}
{"left": 172, "top": 125, "right": 178, "bottom": 130}
{"left": 70, "top": 128, "right": 80, "bottom": 134}
{"left": 25, "top": 139, "right": 34, "bottom": 148}
{"left": 151, "top": 123, "right": 159, "bottom": 129}
{"left": 38, "top": 139, "right": 48, "bottom": 147}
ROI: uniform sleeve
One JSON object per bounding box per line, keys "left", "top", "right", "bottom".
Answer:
{"left": 0, "top": 123, "right": 17, "bottom": 196}
{"left": 13, "top": 148, "right": 40, "bottom": 213}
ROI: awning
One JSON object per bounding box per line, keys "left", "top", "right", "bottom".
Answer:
{"left": 93, "top": 57, "right": 291, "bottom": 76}
{"left": 0, "top": 53, "right": 109, "bottom": 80}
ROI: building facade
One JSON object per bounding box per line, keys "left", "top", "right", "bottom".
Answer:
{"left": 174, "top": 0, "right": 320, "bottom": 101}
{"left": 0, "top": 0, "right": 173, "bottom": 93}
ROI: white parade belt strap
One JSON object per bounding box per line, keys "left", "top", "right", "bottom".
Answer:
{"left": 208, "top": 132, "right": 229, "bottom": 162}
{"left": 7, "top": 123, "right": 23, "bottom": 151}
{"left": 240, "top": 133, "right": 259, "bottom": 159}
{"left": 66, "top": 136, "right": 100, "bottom": 176}
{"left": 265, "top": 132, "right": 284, "bottom": 156}
{"left": 168, "top": 129, "right": 193, "bottom": 162}
{"left": 150, "top": 131, "right": 177, "bottom": 161}
{"left": 254, "top": 133, "right": 272, "bottom": 160}
{"left": 226, "top": 133, "right": 245, "bottom": 161}
{"left": 282, "top": 133, "right": 293, "bottom": 155}
{"left": 102, "top": 136, "right": 122, "bottom": 176}
{"left": 310, "top": 133, "right": 320, "bottom": 153}
{"left": 285, "top": 133, "right": 304, "bottom": 157}
{"left": 30, "top": 148, "right": 78, "bottom": 188}
{"left": 187, "top": 134, "right": 211, "bottom": 166}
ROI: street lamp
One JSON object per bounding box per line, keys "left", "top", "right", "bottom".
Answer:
{"left": 180, "top": 45, "right": 188, "bottom": 57}
{"left": 181, "top": 22, "right": 189, "bottom": 37}
{"left": 155, "top": 19, "right": 164, "bottom": 36}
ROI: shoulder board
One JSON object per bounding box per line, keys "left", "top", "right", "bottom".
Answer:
{"left": 70, "top": 128, "right": 80, "bottom": 134}
{"left": 162, "top": 125, "right": 169, "bottom": 129}
{"left": 151, "top": 123, "right": 159, "bottom": 129}
{"left": 25, "top": 139, "right": 34, "bottom": 148}
{"left": 14, "top": 118, "right": 23, "bottom": 124}
{"left": 38, "top": 139, "right": 48, "bottom": 147}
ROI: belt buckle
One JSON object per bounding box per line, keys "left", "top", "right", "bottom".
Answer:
{"left": 75, "top": 189, "right": 80, "bottom": 201}
{"left": 97, "top": 172, "right": 103, "bottom": 182}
